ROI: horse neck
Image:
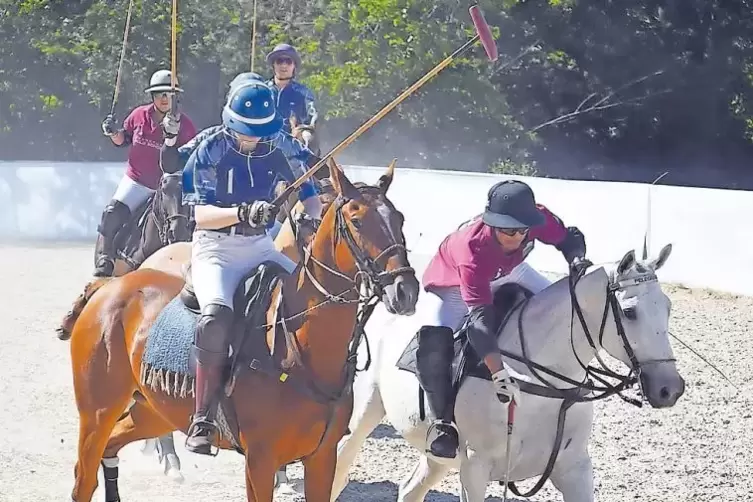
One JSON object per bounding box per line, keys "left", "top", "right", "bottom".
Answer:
{"left": 503, "top": 269, "right": 612, "bottom": 388}
{"left": 289, "top": 206, "right": 361, "bottom": 388}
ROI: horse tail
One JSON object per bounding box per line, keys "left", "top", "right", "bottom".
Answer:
{"left": 56, "top": 278, "right": 113, "bottom": 341}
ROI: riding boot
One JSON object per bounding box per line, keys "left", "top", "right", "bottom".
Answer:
{"left": 93, "top": 200, "right": 131, "bottom": 277}
{"left": 415, "top": 325, "right": 459, "bottom": 459}
{"left": 185, "top": 303, "right": 234, "bottom": 455}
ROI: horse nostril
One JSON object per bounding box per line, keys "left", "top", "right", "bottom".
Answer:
{"left": 660, "top": 386, "right": 670, "bottom": 400}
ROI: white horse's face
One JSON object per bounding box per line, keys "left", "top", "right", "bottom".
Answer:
{"left": 601, "top": 244, "right": 685, "bottom": 408}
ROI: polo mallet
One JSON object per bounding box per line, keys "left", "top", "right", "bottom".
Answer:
{"left": 272, "top": 3, "right": 498, "bottom": 206}
{"left": 169, "top": 0, "right": 179, "bottom": 116}
{"left": 109, "top": 0, "right": 135, "bottom": 117}
{"left": 502, "top": 399, "right": 516, "bottom": 502}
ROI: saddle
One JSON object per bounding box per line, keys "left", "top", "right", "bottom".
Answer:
{"left": 396, "top": 282, "right": 534, "bottom": 420}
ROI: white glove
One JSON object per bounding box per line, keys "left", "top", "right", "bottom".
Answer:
{"left": 492, "top": 368, "right": 521, "bottom": 406}
{"left": 161, "top": 112, "right": 181, "bottom": 146}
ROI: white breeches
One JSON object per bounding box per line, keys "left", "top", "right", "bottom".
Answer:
{"left": 422, "top": 262, "right": 552, "bottom": 331}
{"left": 190, "top": 229, "right": 298, "bottom": 310}
{"left": 112, "top": 175, "right": 155, "bottom": 212}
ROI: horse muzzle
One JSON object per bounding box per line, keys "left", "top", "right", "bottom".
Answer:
{"left": 640, "top": 362, "right": 686, "bottom": 408}
{"left": 382, "top": 272, "right": 419, "bottom": 316}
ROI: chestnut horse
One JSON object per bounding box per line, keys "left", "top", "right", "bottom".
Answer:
{"left": 67, "top": 162, "right": 419, "bottom": 501}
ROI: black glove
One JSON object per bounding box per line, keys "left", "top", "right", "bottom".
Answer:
{"left": 238, "top": 201, "right": 279, "bottom": 228}
{"left": 569, "top": 256, "right": 593, "bottom": 277}
{"left": 101, "top": 115, "right": 118, "bottom": 136}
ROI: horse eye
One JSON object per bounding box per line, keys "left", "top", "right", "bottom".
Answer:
{"left": 623, "top": 307, "right": 637, "bottom": 320}
{"left": 351, "top": 218, "right": 362, "bottom": 230}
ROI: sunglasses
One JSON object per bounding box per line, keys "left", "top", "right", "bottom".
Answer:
{"left": 151, "top": 91, "right": 174, "bottom": 99}
{"left": 275, "top": 57, "right": 294, "bottom": 65}
{"left": 496, "top": 227, "right": 529, "bottom": 236}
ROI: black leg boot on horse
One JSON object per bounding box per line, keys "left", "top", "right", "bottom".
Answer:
{"left": 415, "top": 325, "right": 459, "bottom": 459}
{"left": 93, "top": 200, "right": 131, "bottom": 277}
{"left": 185, "top": 303, "right": 233, "bottom": 455}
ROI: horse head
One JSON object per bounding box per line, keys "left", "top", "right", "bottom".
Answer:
{"left": 311, "top": 158, "right": 419, "bottom": 316}
{"left": 601, "top": 244, "right": 685, "bottom": 408}
{"left": 156, "top": 173, "right": 192, "bottom": 244}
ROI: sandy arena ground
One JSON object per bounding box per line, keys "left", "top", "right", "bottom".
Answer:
{"left": 0, "top": 244, "right": 750, "bottom": 501}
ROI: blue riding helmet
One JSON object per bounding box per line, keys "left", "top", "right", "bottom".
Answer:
{"left": 227, "top": 71, "right": 266, "bottom": 99}
{"left": 222, "top": 82, "right": 283, "bottom": 137}
{"left": 265, "top": 43, "right": 302, "bottom": 68}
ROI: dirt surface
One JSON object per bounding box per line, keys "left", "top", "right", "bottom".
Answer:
{"left": 1, "top": 245, "right": 749, "bottom": 501}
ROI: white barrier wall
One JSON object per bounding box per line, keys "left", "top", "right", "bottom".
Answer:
{"left": 1, "top": 161, "right": 752, "bottom": 296}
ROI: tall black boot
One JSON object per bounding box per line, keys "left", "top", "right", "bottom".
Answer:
{"left": 93, "top": 200, "right": 131, "bottom": 277}
{"left": 185, "top": 303, "right": 234, "bottom": 455}
{"left": 415, "top": 325, "right": 459, "bottom": 459}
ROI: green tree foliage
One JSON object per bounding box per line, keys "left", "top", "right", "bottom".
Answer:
{"left": 2, "top": 0, "right": 753, "bottom": 188}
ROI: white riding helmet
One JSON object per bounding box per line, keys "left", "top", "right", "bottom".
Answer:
{"left": 144, "top": 69, "right": 183, "bottom": 93}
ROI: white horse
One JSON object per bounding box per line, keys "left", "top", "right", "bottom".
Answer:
{"left": 330, "top": 245, "right": 685, "bottom": 502}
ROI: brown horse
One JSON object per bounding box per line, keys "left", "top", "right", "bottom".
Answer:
{"left": 67, "top": 161, "right": 419, "bottom": 501}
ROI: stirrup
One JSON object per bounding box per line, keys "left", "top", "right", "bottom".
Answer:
{"left": 185, "top": 417, "right": 220, "bottom": 457}
{"left": 425, "top": 419, "right": 459, "bottom": 458}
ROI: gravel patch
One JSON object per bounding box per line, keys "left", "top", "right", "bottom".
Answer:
{"left": 0, "top": 245, "right": 749, "bottom": 501}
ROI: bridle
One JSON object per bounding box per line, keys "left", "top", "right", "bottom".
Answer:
{"left": 256, "top": 187, "right": 416, "bottom": 459}
{"left": 495, "top": 265, "right": 676, "bottom": 498}
{"left": 154, "top": 172, "right": 191, "bottom": 245}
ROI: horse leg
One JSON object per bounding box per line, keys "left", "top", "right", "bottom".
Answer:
{"left": 331, "top": 380, "right": 386, "bottom": 500}
{"left": 100, "top": 400, "right": 180, "bottom": 501}
{"left": 549, "top": 450, "right": 594, "bottom": 502}
{"left": 155, "top": 433, "right": 183, "bottom": 481}
{"left": 244, "top": 452, "right": 278, "bottom": 502}
{"left": 397, "top": 455, "right": 452, "bottom": 502}
{"left": 71, "top": 389, "right": 133, "bottom": 502}
{"left": 457, "top": 455, "right": 492, "bottom": 502}
{"left": 302, "top": 445, "right": 338, "bottom": 502}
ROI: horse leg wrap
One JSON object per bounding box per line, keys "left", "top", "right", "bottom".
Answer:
{"left": 415, "top": 325, "right": 459, "bottom": 458}
{"left": 186, "top": 304, "right": 233, "bottom": 455}
{"left": 94, "top": 200, "right": 131, "bottom": 277}
{"left": 101, "top": 457, "right": 120, "bottom": 502}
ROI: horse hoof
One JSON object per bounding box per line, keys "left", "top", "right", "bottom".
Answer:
{"left": 56, "top": 326, "right": 71, "bottom": 341}
{"left": 165, "top": 466, "right": 185, "bottom": 483}
{"left": 275, "top": 481, "right": 304, "bottom": 495}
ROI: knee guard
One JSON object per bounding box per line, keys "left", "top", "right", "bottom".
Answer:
{"left": 193, "top": 303, "right": 234, "bottom": 364}
{"left": 98, "top": 200, "right": 131, "bottom": 237}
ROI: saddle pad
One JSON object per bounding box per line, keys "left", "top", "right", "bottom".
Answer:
{"left": 140, "top": 295, "right": 200, "bottom": 398}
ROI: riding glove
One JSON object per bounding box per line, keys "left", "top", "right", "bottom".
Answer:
{"left": 101, "top": 115, "right": 118, "bottom": 136}
{"left": 239, "top": 201, "right": 278, "bottom": 228}
{"left": 161, "top": 113, "right": 181, "bottom": 146}
{"left": 492, "top": 367, "right": 522, "bottom": 406}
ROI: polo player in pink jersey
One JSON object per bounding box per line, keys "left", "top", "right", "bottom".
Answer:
{"left": 415, "top": 179, "right": 591, "bottom": 459}
{"left": 95, "top": 69, "right": 197, "bottom": 277}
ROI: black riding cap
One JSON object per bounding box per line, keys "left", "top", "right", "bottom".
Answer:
{"left": 482, "top": 180, "right": 545, "bottom": 229}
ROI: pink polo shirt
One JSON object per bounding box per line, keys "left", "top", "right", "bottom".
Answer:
{"left": 422, "top": 204, "right": 568, "bottom": 306}
{"left": 122, "top": 104, "right": 197, "bottom": 190}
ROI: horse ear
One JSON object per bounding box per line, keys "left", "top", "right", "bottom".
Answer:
{"left": 289, "top": 115, "right": 297, "bottom": 129}
{"left": 328, "top": 157, "right": 360, "bottom": 199}
{"left": 617, "top": 250, "right": 636, "bottom": 275}
{"left": 377, "top": 158, "right": 397, "bottom": 194}
{"left": 649, "top": 243, "right": 672, "bottom": 271}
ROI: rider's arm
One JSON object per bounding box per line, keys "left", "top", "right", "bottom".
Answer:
{"left": 194, "top": 205, "right": 241, "bottom": 230}
{"left": 182, "top": 136, "right": 241, "bottom": 230}
{"left": 110, "top": 108, "right": 137, "bottom": 147}
{"left": 531, "top": 205, "right": 587, "bottom": 264}
{"left": 302, "top": 86, "right": 318, "bottom": 127}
